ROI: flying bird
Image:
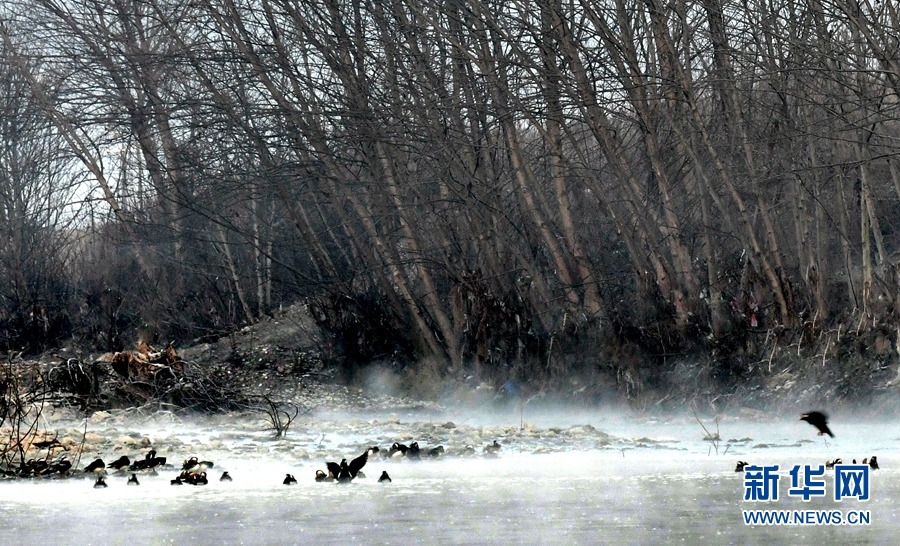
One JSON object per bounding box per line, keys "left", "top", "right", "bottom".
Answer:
{"left": 800, "top": 411, "right": 834, "bottom": 438}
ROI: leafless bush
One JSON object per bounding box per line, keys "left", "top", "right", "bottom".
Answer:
{"left": 693, "top": 407, "right": 722, "bottom": 456}
{"left": 0, "top": 353, "right": 54, "bottom": 473}
{"left": 255, "top": 395, "right": 305, "bottom": 438}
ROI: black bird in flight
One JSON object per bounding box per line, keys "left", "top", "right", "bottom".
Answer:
{"left": 800, "top": 411, "right": 834, "bottom": 438}
{"left": 326, "top": 450, "right": 369, "bottom": 483}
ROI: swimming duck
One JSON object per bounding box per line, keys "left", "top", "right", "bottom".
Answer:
{"left": 869, "top": 456, "right": 879, "bottom": 470}
{"left": 182, "top": 457, "right": 199, "bottom": 471}
{"left": 180, "top": 455, "right": 211, "bottom": 471}
{"left": 109, "top": 456, "right": 131, "bottom": 471}
{"left": 220, "top": 471, "right": 233, "bottom": 482}
{"left": 183, "top": 456, "right": 212, "bottom": 471}
{"left": 184, "top": 471, "right": 208, "bottom": 485}
{"left": 484, "top": 440, "right": 502, "bottom": 456}
{"left": 83, "top": 458, "right": 106, "bottom": 474}
{"left": 735, "top": 461, "right": 749, "bottom": 472}
{"left": 388, "top": 443, "right": 409, "bottom": 458}
{"left": 378, "top": 471, "right": 392, "bottom": 483}
{"left": 407, "top": 442, "right": 421, "bottom": 460}
{"left": 326, "top": 449, "right": 369, "bottom": 483}
{"left": 800, "top": 411, "right": 834, "bottom": 438}
{"left": 130, "top": 450, "right": 166, "bottom": 471}
{"left": 283, "top": 473, "right": 298, "bottom": 485}
{"left": 127, "top": 474, "right": 140, "bottom": 486}
{"left": 21, "top": 459, "right": 49, "bottom": 476}
{"left": 170, "top": 476, "right": 183, "bottom": 485}
{"left": 93, "top": 476, "right": 108, "bottom": 488}
{"left": 825, "top": 458, "right": 843, "bottom": 469}
{"left": 428, "top": 446, "right": 445, "bottom": 458}
{"left": 315, "top": 470, "right": 331, "bottom": 482}
{"left": 45, "top": 457, "right": 72, "bottom": 476}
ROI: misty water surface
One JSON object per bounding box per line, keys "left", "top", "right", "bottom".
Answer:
{"left": 1, "top": 407, "right": 896, "bottom": 544}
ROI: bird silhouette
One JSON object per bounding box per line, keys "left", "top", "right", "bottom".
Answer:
{"left": 869, "top": 456, "right": 879, "bottom": 470}
{"left": 130, "top": 450, "right": 166, "bottom": 471}
{"left": 283, "top": 473, "right": 298, "bottom": 485}
{"left": 315, "top": 470, "right": 331, "bottom": 482}
{"left": 83, "top": 458, "right": 106, "bottom": 474}
{"left": 326, "top": 450, "right": 369, "bottom": 483}
{"left": 388, "top": 443, "right": 409, "bottom": 458}
{"left": 220, "top": 471, "right": 233, "bottom": 482}
{"left": 45, "top": 457, "right": 72, "bottom": 476}
{"left": 378, "top": 471, "right": 392, "bottom": 483}
{"left": 127, "top": 473, "right": 140, "bottom": 486}
{"left": 93, "top": 476, "right": 108, "bottom": 488}
{"left": 735, "top": 461, "right": 749, "bottom": 472}
{"left": 484, "top": 440, "right": 502, "bottom": 456}
{"left": 170, "top": 476, "right": 183, "bottom": 485}
{"left": 33, "top": 438, "right": 65, "bottom": 451}
{"left": 800, "top": 411, "right": 834, "bottom": 437}
{"left": 109, "top": 456, "right": 130, "bottom": 471}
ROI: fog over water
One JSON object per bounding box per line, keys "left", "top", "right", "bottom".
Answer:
{"left": 1, "top": 403, "right": 896, "bottom": 544}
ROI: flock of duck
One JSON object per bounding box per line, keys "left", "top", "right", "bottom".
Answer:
{"left": 12, "top": 409, "right": 883, "bottom": 489}
{"left": 71, "top": 439, "right": 502, "bottom": 489}
{"left": 733, "top": 410, "right": 883, "bottom": 473}
{"left": 735, "top": 456, "right": 880, "bottom": 473}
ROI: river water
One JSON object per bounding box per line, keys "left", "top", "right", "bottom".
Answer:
{"left": 1, "top": 406, "right": 896, "bottom": 544}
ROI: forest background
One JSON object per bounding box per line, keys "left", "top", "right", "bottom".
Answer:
{"left": 0, "top": 0, "right": 898, "bottom": 410}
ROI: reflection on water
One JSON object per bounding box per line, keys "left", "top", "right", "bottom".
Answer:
{"left": 1, "top": 413, "right": 896, "bottom": 544}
